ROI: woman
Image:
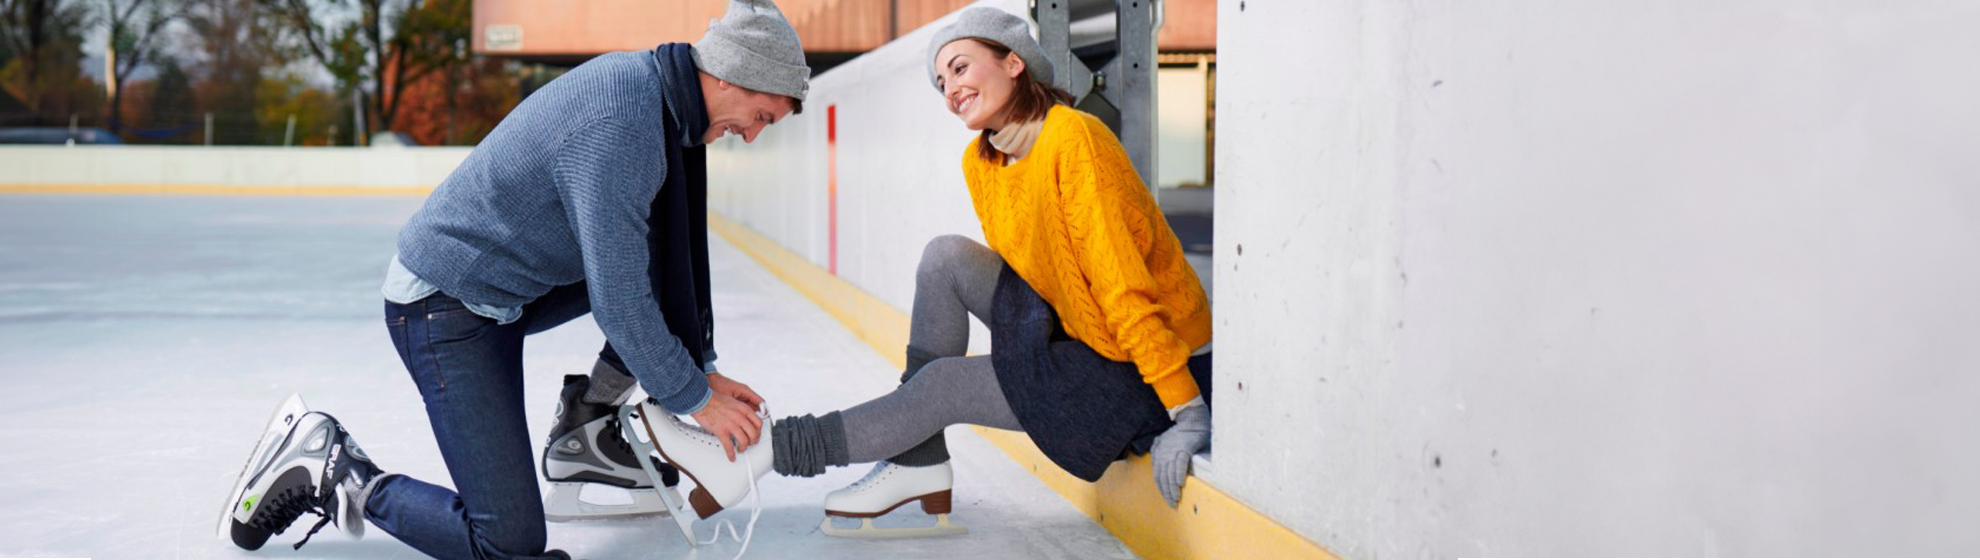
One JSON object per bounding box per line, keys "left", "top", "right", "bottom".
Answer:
{"left": 639, "top": 6, "right": 1214, "bottom": 536}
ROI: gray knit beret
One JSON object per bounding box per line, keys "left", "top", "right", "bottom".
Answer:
{"left": 926, "top": 7, "right": 1054, "bottom": 93}
{"left": 693, "top": 0, "right": 811, "bottom": 100}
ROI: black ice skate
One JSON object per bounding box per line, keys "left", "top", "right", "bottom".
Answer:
{"left": 218, "top": 394, "right": 383, "bottom": 551}
{"left": 543, "top": 374, "right": 683, "bottom": 521}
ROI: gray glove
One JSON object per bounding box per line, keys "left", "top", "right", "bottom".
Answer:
{"left": 1151, "top": 404, "right": 1210, "bottom": 508}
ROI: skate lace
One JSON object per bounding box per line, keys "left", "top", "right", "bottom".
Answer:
{"left": 605, "top": 416, "right": 636, "bottom": 456}
{"left": 849, "top": 461, "right": 895, "bottom": 491}
{"left": 683, "top": 406, "right": 770, "bottom": 560}
{"left": 697, "top": 453, "right": 763, "bottom": 560}
{"left": 668, "top": 414, "right": 721, "bottom": 447}
{"left": 246, "top": 485, "right": 336, "bottom": 550}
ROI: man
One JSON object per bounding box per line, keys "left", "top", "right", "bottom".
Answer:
{"left": 218, "top": 1, "right": 809, "bottom": 557}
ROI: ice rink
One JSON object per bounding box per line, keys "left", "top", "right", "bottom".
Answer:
{"left": 0, "top": 194, "right": 1137, "bottom": 559}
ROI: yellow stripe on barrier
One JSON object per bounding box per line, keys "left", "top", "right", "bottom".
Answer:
{"left": 0, "top": 184, "right": 433, "bottom": 196}
{"left": 708, "top": 212, "right": 1337, "bottom": 560}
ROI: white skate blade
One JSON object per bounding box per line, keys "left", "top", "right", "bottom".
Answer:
{"left": 619, "top": 404, "right": 700, "bottom": 547}
{"left": 818, "top": 514, "right": 969, "bottom": 539}
{"left": 543, "top": 482, "right": 679, "bottom": 522}
{"left": 217, "top": 394, "right": 311, "bottom": 538}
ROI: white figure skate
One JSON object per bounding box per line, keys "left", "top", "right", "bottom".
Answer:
{"left": 819, "top": 461, "right": 967, "bottom": 538}
{"left": 543, "top": 375, "right": 683, "bottom": 522}
{"left": 617, "top": 400, "right": 773, "bottom": 547}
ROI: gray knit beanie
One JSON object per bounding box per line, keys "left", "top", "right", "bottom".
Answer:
{"left": 693, "top": 0, "right": 811, "bottom": 100}
{"left": 926, "top": 7, "right": 1054, "bottom": 93}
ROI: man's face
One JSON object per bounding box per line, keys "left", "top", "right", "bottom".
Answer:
{"left": 703, "top": 81, "right": 796, "bottom": 144}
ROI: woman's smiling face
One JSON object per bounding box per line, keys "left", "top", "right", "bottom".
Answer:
{"left": 934, "top": 39, "right": 1025, "bottom": 131}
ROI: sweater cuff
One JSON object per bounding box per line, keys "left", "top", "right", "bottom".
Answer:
{"left": 1150, "top": 368, "right": 1202, "bottom": 409}
{"left": 655, "top": 371, "right": 714, "bottom": 414}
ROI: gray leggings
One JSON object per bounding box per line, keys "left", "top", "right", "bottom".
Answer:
{"left": 769, "top": 235, "right": 1028, "bottom": 476}
{"left": 841, "top": 353, "right": 1022, "bottom": 462}
{"left": 841, "top": 235, "right": 1021, "bottom": 463}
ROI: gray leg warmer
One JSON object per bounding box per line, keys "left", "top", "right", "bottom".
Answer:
{"left": 772, "top": 412, "right": 848, "bottom": 477}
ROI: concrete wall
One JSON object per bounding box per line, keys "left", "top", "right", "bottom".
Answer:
{"left": 0, "top": 146, "right": 473, "bottom": 188}
{"left": 1214, "top": 0, "right": 1980, "bottom": 556}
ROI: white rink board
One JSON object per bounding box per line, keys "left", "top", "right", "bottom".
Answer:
{"left": 0, "top": 146, "right": 474, "bottom": 189}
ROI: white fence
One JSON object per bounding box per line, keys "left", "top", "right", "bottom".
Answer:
{"left": 0, "top": 145, "right": 473, "bottom": 189}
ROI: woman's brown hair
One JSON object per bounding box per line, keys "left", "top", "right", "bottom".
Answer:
{"left": 963, "top": 38, "right": 1076, "bottom": 163}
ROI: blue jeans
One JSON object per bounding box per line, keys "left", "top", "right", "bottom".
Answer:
{"left": 369, "top": 284, "right": 592, "bottom": 560}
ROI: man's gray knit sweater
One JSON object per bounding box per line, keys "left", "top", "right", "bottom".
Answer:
{"left": 395, "top": 50, "right": 711, "bottom": 413}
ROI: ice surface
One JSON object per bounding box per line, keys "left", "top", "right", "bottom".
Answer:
{"left": 0, "top": 194, "right": 1137, "bottom": 559}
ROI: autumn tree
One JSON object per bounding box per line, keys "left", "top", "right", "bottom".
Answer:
{"left": 100, "top": 0, "right": 181, "bottom": 133}
{"left": 261, "top": 0, "right": 469, "bottom": 140}
{"left": 254, "top": 70, "right": 339, "bottom": 145}
{"left": 136, "top": 56, "right": 196, "bottom": 141}
{"left": 0, "top": 0, "right": 95, "bottom": 121}
{"left": 393, "top": 53, "right": 515, "bottom": 146}
{"left": 181, "top": 0, "right": 281, "bottom": 143}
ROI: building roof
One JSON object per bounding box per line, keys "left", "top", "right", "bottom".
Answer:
{"left": 472, "top": 0, "right": 1213, "bottom": 62}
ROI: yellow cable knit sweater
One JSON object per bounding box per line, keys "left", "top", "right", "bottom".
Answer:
{"left": 963, "top": 105, "right": 1212, "bottom": 408}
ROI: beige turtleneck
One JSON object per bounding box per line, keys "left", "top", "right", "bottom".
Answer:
{"left": 987, "top": 116, "right": 1046, "bottom": 164}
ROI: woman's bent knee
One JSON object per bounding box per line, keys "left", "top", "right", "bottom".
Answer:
{"left": 923, "top": 233, "right": 986, "bottom": 265}
{"left": 918, "top": 235, "right": 992, "bottom": 283}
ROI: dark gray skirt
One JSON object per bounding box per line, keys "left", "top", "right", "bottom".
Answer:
{"left": 990, "top": 265, "right": 1213, "bottom": 482}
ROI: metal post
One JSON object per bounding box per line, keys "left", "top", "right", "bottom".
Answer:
{"left": 353, "top": 89, "right": 367, "bottom": 146}
{"left": 285, "top": 114, "right": 297, "bottom": 146}
{"left": 204, "top": 112, "right": 214, "bottom": 146}
{"left": 1032, "top": 0, "right": 1093, "bottom": 100}
{"left": 1109, "top": 0, "right": 1159, "bottom": 189}
{"left": 104, "top": 35, "right": 117, "bottom": 101}
{"left": 1033, "top": 0, "right": 1159, "bottom": 189}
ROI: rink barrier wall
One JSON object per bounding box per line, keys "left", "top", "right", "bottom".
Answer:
{"left": 0, "top": 184, "right": 435, "bottom": 195}
{"left": 1212, "top": 1, "right": 1980, "bottom": 555}
{"left": 708, "top": 212, "right": 1336, "bottom": 560}
{"left": 0, "top": 145, "right": 472, "bottom": 191}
